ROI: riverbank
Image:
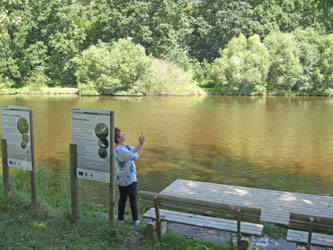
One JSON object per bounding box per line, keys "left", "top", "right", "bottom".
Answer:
{"left": 1, "top": 86, "right": 333, "bottom": 97}
{"left": 0, "top": 169, "right": 227, "bottom": 249}
{"left": 0, "top": 87, "right": 78, "bottom": 95}
{"left": 1, "top": 171, "right": 329, "bottom": 250}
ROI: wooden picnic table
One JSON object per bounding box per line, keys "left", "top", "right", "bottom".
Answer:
{"left": 160, "top": 179, "right": 333, "bottom": 225}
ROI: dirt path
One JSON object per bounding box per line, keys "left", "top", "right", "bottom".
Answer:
{"left": 165, "top": 222, "right": 330, "bottom": 250}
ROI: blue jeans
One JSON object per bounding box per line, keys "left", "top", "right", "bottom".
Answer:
{"left": 118, "top": 182, "right": 138, "bottom": 221}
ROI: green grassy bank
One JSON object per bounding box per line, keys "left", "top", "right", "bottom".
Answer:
{"left": 0, "top": 169, "right": 230, "bottom": 249}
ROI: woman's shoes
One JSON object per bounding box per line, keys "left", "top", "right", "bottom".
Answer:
{"left": 118, "top": 220, "right": 125, "bottom": 226}
{"left": 133, "top": 220, "right": 141, "bottom": 227}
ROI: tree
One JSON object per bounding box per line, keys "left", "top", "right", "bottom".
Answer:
{"left": 264, "top": 31, "right": 303, "bottom": 92}
{"left": 318, "top": 34, "right": 333, "bottom": 93}
{"left": 75, "top": 38, "right": 153, "bottom": 95}
{"left": 293, "top": 28, "right": 322, "bottom": 92}
{"left": 211, "top": 34, "right": 270, "bottom": 94}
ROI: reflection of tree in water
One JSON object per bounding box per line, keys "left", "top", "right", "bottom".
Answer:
{"left": 17, "top": 118, "right": 29, "bottom": 134}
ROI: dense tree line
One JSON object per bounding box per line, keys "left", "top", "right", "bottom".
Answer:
{"left": 0, "top": 0, "right": 332, "bottom": 95}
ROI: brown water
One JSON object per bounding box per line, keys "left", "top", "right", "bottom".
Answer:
{"left": 1, "top": 95, "right": 332, "bottom": 206}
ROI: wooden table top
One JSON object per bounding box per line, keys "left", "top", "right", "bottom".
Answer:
{"left": 160, "top": 179, "right": 333, "bottom": 225}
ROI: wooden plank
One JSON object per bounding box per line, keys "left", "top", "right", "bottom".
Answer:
{"left": 140, "top": 191, "right": 261, "bottom": 216}
{"left": 163, "top": 180, "right": 333, "bottom": 206}
{"left": 161, "top": 179, "right": 333, "bottom": 226}
{"left": 162, "top": 188, "right": 333, "bottom": 212}
{"left": 287, "top": 229, "right": 333, "bottom": 248}
{"left": 289, "top": 213, "right": 333, "bottom": 234}
{"left": 143, "top": 208, "right": 263, "bottom": 236}
{"left": 144, "top": 208, "right": 262, "bottom": 232}
{"left": 161, "top": 189, "right": 333, "bottom": 212}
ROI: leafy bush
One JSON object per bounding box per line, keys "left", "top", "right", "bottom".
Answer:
{"left": 75, "top": 38, "right": 153, "bottom": 95}
{"left": 292, "top": 28, "right": 322, "bottom": 93}
{"left": 318, "top": 34, "right": 333, "bottom": 92}
{"left": 0, "top": 75, "right": 15, "bottom": 93}
{"left": 24, "top": 72, "right": 49, "bottom": 91}
{"left": 148, "top": 59, "right": 204, "bottom": 95}
{"left": 211, "top": 34, "right": 270, "bottom": 94}
{"left": 264, "top": 31, "right": 303, "bottom": 93}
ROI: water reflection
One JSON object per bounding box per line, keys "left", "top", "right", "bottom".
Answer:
{"left": 0, "top": 95, "right": 332, "bottom": 206}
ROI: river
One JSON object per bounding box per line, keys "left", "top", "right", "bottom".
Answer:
{"left": 0, "top": 95, "right": 332, "bottom": 206}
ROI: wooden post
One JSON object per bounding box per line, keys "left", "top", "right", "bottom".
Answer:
{"left": 307, "top": 217, "right": 314, "bottom": 250}
{"left": 1, "top": 139, "right": 10, "bottom": 198}
{"left": 29, "top": 110, "right": 38, "bottom": 209}
{"left": 154, "top": 196, "right": 162, "bottom": 239}
{"left": 237, "top": 208, "right": 241, "bottom": 250}
{"left": 109, "top": 111, "right": 115, "bottom": 228}
{"left": 70, "top": 144, "right": 80, "bottom": 224}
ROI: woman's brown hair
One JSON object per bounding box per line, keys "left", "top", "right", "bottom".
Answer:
{"left": 115, "top": 127, "right": 121, "bottom": 143}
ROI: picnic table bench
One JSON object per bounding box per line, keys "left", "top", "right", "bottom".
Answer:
{"left": 140, "top": 179, "right": 333, "bottom": 249}
{"left": 287, "top": 212, "right": 333, "bottom": 249}
{"left": 140, "top": 190, "right": 263, "bottom": 250}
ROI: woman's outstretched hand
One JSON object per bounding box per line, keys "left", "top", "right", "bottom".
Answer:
{"left": 139, "top": 135, "right": 145, "bottom": 145}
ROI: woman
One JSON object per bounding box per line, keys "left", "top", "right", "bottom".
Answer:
{"left": 114, "top": 127, "right": 145, "bottom": 226}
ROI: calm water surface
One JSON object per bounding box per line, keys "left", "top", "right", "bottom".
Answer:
{"left": 0, "top": 95, "right": 332, "bottom": 206}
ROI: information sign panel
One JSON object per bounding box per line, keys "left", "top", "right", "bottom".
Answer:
{"left": 1, "top": 105, "right": 33, "bottom": 171}
{"left": 72, "top": 108, "right": 111, "bottom": 183}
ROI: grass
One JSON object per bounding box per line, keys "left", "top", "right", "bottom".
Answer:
{"left": 0, "top": 169, "right": 230, "bottom": 249}
{"left": 262, "top": 222, "right": 288, "bottom": 239}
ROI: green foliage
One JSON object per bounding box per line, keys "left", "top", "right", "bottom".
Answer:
{"left": 292, "top": 28, "right": 322, "bottom": 92}
{"left": 149, "top": 59, "right": 204, "bottom": 95}
{"left": 264, "top": 31, "right": 303, "bottom": 93}
{"left": 24, "top": 72, "right": 49, "bottom": 91}
{"left": 0, "top": 0, "right": 332, "bottom": 95}
{"left": 318, "top": 34, "right": 333, "bottom": 92}
{"left": 147, "top": 232, "right": 231, "bottom": 250}
{"left": 0, "top": 75, "right": 15, "bottom": 92}
{"left": 194, "top": 61, "right": 214, "bottom": 88}
{"left": 262, "top": 222, "right": 288, "bottom": 239}
{"left": 75, "top": 38, "right": 153, "bottom": 95}
{"left": 211, "top": 34, "right": 270, "bottom": 94}
{"left": 311, "top": 0, "right": 333, "bottom": 12}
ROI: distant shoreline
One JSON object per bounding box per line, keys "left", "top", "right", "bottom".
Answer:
{"left": 0, "top": 87, "right": 332, "bottom": 97}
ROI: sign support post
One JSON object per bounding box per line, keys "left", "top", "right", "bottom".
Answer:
{"left": 1, "top": 139, "right": 10, "bottom": 199}
{"left": 70, "top": 143, "right": 80, "bottom": 224}
{"left": 109, "top": 111, "right": 115, "bottom": 228}
{"left": 29, "top": 110, "right": 38, "bottom": 209}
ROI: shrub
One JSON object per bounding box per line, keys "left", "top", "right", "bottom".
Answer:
{"left": 24, "top": 72, "right": 49, "bottom": 91}
{"left": 211, "top": 34, "right": 270, "bottom": 94}
{"left": 148, "top": 59, "right": 204, "bottom": 95}
{"left": 318, "top": 34, "right": 333, "bottom": 92}
{"left": 75, "top": 38, "right": 153, "bottom": 95}
{"left": 292, "top": 28, "right": 321, "bottom": 93}
{"left": 0, "top": 75, "right": 15, "bottom": 93}
{"left": 264, "top": 31, "right": 303, "bottom": 93}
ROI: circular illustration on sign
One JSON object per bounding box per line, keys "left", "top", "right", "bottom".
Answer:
{"left": 17, "top": 118, "right": 29, "bottom": 134}
{"left": 21, "top": 141, "right": 27, "bottom": 149}
{"left": 95, "top": 123, "right": 109, "bottom": 138}
{"left": 98, "top": 148, "right": 108, "bottom": 159}
{"left": 22, "top": 134, "right": 30, "bottom": 143}
{"left": 98, "top": 138, "right": 109, "bottom": 148}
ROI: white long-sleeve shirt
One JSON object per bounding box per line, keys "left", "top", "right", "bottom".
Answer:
{"left": 115, "top": 144, "right": 138, "bottom": 186}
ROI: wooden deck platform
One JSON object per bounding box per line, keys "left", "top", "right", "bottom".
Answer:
{"left": 160, "top": 179, "right": 333, "bottom": 225}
